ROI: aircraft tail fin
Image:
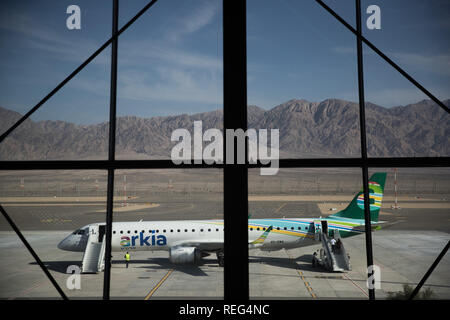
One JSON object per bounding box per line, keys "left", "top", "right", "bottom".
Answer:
{"left": 329, "top": 172, "right": 387, "bottom": 222}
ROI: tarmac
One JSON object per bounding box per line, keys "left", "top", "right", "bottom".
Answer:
{"left": 0, "top": 228, "right": 448, "bottom": 299}
{"left": 0, "top": 191, "right": 449, "bottom": 299}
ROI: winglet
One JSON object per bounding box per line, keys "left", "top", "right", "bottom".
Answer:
{"left": 251, "top": 226, "right": 273, "bottom": 245}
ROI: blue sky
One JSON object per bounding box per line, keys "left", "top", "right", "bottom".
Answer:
{"left": 0, "top": 0, "right": 448, "bottom": 124}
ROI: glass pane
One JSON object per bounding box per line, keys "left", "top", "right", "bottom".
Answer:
{"left": 0, "top": 0, "right": 112, "bottom": 160}
{"left": 248, "top": 168, "right": 375, "bottom": 299}
{"left": 361, "top": 0, "right": 449, "bottom": 102}
{"left": 116, "top": 0, "right": 223, "bottom": 160}
{"left": 360, "top": 0, "right": 449, "bottom": 157}
{"left": 247, "top": 0, "right": 361, "bottom": 159}
{"left": 0, "top": 170, "right": 107, "bottom": 299}
{"left": 110, "top": 169, "right": 223, "bottom": 299}
{"left": 363, "top": 46, "right": 449, "bottom": 157}
{"left": 368, "top": 168, "right": 450, "bottom": 299}
{"left": 0, "top": 220, "right": 68, "bottom": 299}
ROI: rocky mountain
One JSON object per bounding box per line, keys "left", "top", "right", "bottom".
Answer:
{"left": 0, "top": 98, "right": 448, "bottom": 160}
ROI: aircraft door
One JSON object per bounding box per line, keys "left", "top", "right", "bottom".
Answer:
{"left": 98, "top": 225, "right": 106, "bottom": 242}
{"left": 89, "top": 225, "right": 99, "bottom": 243}
{"left": 314, "top": 220, "right": 321, "bottom": 241}
{"left": 321, "top": 220, "right": 328, "bottom": 237}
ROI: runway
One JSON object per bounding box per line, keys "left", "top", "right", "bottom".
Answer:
{"left": 1, "top": 193, "right": 449, "bottom": 233}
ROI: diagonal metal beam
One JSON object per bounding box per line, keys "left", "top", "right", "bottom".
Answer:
{"left": 315, "top": 0, "right": 449, "bottom": 114}
{"left": 408, "top": 240, "right": 450, "bottom": 300}
{"left": 0, "top": 0, "right": 159, "bottom": 145}
{"left": 0, "top": 205, "right": 68, "bottom": 300}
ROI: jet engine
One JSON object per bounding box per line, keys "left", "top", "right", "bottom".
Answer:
{"left": 169, "top": 246, "right": 202, "bottom": 264}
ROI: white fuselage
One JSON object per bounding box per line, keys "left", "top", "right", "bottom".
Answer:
{"left": 58, "top": 218, "right": 321, "bottom": 253}
{"left": 58, "top": 217, "right": 366, "bottom": 256}
{"left": 110, "top": 219, "right": 317, "bottom": 252}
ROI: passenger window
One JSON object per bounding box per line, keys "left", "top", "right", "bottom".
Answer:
{"left": 120, "top": 231, "right": 123, "bottom": 234}
{"left": 208, "top": 229, "right": 211, "bottom": 232}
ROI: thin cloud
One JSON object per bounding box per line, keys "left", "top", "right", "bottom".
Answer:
{"left": 0, "top": 11, "right": 108, "bottom": 65}
{"left": 119, "top": 40, "right": 221, "bottom": 71}
{"left": 118, "top": 68, "right": 222, "bottom": 105}
{"left": 165, "top": 0, "right": 219, "bottom": 43}
{"left": 392, "top": 52, "right": 450, "bottom": 76}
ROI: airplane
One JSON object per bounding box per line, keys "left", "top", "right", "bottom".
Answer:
{"left": 58, "top": 172, "right": 387, "bottom": 267}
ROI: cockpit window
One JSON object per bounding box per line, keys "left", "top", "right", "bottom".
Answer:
{"left": 72, "top": 229, "right": 85, "bottom": 235}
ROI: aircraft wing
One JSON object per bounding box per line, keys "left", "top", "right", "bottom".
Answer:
{"left": 352, "top": 220, "right": 399, "bottom": 232}
{"left": 171, "top": 239, "right": 223, "bottom": 252}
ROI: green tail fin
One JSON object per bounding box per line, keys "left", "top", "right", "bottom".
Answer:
{"left": 330, "top": 172, "right": 387, "bottom": 222}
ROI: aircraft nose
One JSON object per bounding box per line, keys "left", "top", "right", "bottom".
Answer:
{"left": 58, "top": 237, "right": 73, "bottom": 251}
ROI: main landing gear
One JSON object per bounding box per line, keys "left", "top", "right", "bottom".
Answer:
{"left": 216, "top": 251, "right": 224, "bottom": 267}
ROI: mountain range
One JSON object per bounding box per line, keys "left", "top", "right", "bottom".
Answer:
{"left": 0, "top": 98, "right": 449, "bottom": 160}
